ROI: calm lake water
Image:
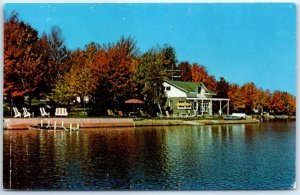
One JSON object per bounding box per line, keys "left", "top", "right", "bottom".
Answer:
{"left": 3, "top": 121, "right": 295, "bottom": 190}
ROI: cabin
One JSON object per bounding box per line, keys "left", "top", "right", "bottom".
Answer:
{"left": 163, "top": 80, "right": 230, "bottom": 116}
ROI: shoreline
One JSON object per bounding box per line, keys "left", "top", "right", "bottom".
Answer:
{"left": 3, "top": 117, "right": 261, "bottom": 130}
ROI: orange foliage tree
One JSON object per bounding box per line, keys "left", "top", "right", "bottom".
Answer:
{"left": 90, "top": 37, "right": 140, "bottom": 113}
{"left": 269, "top": 91, "right": 296, "bottom": 115}
{"left": 228, "top": 83, "right": 246, "bottom": 112}
{"left": 241, "top": 82, "right": 258, "bottom": 113}
{"left": 191, "top": 63, "right": 217, "bottom": 91}
{"left": 4, "top": 12, "right": 49, "bottom": 107}
{"left": 252, "top": 89, "right": 271, "bottom": 113}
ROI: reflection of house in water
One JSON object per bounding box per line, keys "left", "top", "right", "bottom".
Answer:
{"left": 163, "top": 124, "right": 247, "bottom": 158}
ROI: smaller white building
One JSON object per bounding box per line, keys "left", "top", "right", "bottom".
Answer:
{"left": 163, "top": 80, "right": 230, "bottom": 116}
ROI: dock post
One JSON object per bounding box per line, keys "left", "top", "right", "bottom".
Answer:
{"left": 62, "top": 121, "right": 64, "bottom": 128}
{"left": 54, "top": 121, "right": 57, "bottom": 130}
{"left": 77, "top": 123, "right": 79, "bottom": 130}
{"left": 41, "top": 120, "right": 43, "bottom": 127}
{"left": 70, "top": 123, "right": 72, "bottom": 131}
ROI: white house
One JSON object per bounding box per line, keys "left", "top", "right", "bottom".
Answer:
{"left": 163, "top": 80, "right": 230, "bottom": 116}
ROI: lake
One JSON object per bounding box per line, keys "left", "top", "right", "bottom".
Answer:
{"left": 3, "top": 121, "right": 295, "bottom": 190}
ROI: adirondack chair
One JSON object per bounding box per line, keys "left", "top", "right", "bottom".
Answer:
{"left": 62, "top": 108, "right": 68, "bottom": 117}
{"left": 22, "top": 107, "right": 31, "bottom": 118}
{"left": 55, "top": 108, "right": 68, "bottom": 117}
{"left": 139, "top": 110, "right": 150, "bottom": 118}
{"left": 107, "top": 109, "right": 117, "bottom": 117}
{"left": 40, "top": 107, "right": 50, "bottom": 117}
{"left": 13, "top": 107, "right": 21, "bottom": 118}
{"left": 55, "top": 108, "right": 61, "bottom": 117}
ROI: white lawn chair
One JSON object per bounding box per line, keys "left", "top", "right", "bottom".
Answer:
{"left": 13, "top": 107, "right": 21, "bottom": 118}
{"left": 40, "top": 107, "right": 50, "bottom": 117}
{"left": 62, "top": 108, "right": 68, "bottom": 117}
{"left": 55, "top": 108, "right": 68, "bottom": 117}
{"left": 22, "top": 107, "right": 31, "bottom": 118}
{"left": 55, "top": 108, "right": 61, "bottom": 117}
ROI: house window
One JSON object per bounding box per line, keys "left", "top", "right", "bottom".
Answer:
{"left": 200, "top": 101, "right": 210, "bottom": 112}
{"left": 198, "top": 87, "right": 202, "bottom": 94}
{"left": 198, "top": 86, "right": 205, "bottom": 94}
{"left": 177, "top": 101, "right": 192, "bottom": 109}
{"left": 166, "top": 86, "right": 171, "bottom": 91}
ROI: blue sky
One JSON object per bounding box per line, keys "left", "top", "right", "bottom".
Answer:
{"left": 4, "top": 3, "right": 296, "bottom": 95}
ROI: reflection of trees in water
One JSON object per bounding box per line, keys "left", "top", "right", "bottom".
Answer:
{"left": 244, "top": 124, "right": 256, "bottom": 144}
{"left": 3, "top": 130, "right": 57, "bottom": 189}
{"left": 132, "top": 126, "right": 171, "bottom": 189}
{"left": 81, "top": 127, "right": 136, "bottom": 189}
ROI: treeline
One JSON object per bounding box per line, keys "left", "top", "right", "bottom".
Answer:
{"left": 4, "top": 12, "right": 296, "bottom": 116}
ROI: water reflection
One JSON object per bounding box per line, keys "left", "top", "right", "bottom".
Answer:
{"left": 3, "top": 122, "right": 295, "bottom": 190}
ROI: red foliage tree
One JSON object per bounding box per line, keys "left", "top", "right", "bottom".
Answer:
{"left": 269, "top": 91, "right": 296, "bottom": 115}
{"left": 91, "top": 37, "right": 140, "bottom": 110}
{"left": 192, "top": 63, "right": 217, "bottom": 91}
{"left": 178, "top": 61, "right": 192, "bottom": 81}
{"left": 4, "top": 13, "right": 48, "bottom": 105}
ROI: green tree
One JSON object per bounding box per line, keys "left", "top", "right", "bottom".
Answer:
{"left": 161, "top": 45, "right": 178, "bottom": 80}
{"left": 47, "top": 26, "right": 70, "bottom": 89}
{"left": 137, "top": 47, "right": 168, "bottom": 116}
{"left": 52, "top": 75, "right": 72, "bottom": 105}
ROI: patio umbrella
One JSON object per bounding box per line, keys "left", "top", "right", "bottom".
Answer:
{"left": 125, "top": 99, "right": 144, "bottom": 104}
{"left": 125, "top": 99, "right": 144, "bottom": 113}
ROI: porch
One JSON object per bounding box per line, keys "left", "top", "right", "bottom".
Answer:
{"left": 186, "top": 97, "right": 230, "bottom": 116}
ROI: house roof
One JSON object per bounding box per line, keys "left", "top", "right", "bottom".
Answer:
{"left": 165, "top": 80, "right": 216, "bottom": 95}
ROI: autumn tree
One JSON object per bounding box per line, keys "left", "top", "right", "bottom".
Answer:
{"left": 216, "top": 77, "right": 229, "bottom": 98}
{"left": 228, "top": 83, "right": 245, "bottom": 112}
{"left": 240, "top": 82, "right": 258, "bottom": 114}
{"left": 4, "top": 12, "right": 49, "bottom": 108}
{"left": 269, "top": 91, "right": 296, "bottom": 115}
{"left": 87, "top": 37, "right": 140, "bottom": 114}
{"left": 105, "top": 37, "right": 140, "bottom": 105}
{"left": 192, "top": 63, "right": 217, "bottom": 91}
{"left": 252, "top": 89, "right": 271, "bottom": 113}
{"left": 178, "top": 61, "right": 192, "bottom": 82}
{"left": 286, "top": 93, "right": 296, "bottom": 115}
{"left": 52, "top": 43, "right": 101, "bottom": 108}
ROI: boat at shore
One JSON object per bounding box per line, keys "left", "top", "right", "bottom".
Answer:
{"left": 223, "top": 115, "right": 243, "bottom": 120}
